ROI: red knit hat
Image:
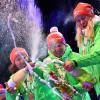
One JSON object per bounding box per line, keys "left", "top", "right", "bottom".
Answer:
{"left": 47, "top": 27, "right": 66, "bottom": 49}
{"left": 73, "top": 2, "right": 94, "bottom": 19}
{"left": 10, "top": 47, "right": 28, "bottom": 64}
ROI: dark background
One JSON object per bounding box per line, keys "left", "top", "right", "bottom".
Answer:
{"left": 0, "top": 0, "right": 100, "bottom": 85}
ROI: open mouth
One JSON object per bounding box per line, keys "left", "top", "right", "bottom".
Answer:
{"left": 83, "top": 25, "right": 87, "bottom": 28}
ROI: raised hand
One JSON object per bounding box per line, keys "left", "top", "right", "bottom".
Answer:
{"left": 63, "top": 60, "right": 74, "bottom": 72}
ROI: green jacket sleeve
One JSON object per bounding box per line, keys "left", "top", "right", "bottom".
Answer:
{"left": 73, "top": 22, "right": 100, "bottom": 67}
{"left": 6, "top": 82, "right": 29, "bottom": 100}
{"left": 6, "top": 91, "right": 19, "bottom": 100}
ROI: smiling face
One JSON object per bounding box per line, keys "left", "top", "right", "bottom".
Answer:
{"left": 14, "top": 54, "right": 28, "bottom": 70}
{"left": 49, "top": 40, "right": 66, "bottom": 57}
{"left": 75, "top": 15, "right": 90, "bottom": 29}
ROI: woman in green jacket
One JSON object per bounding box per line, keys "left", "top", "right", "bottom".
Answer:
{"left": 63, "top": 2, "right": 100, "bottom": 99}
{"left": 6, "top": 47, "right": 61, "bottom": 100}
{"left": 43, "top": 26, "right": 95, "bottom": 100}
{"left": 6, "top": 47, "right": 34, "bottom": 100}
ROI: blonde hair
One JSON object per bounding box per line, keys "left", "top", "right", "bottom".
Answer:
{"left": 76, "top": 17, "right": 94, "bottom": 48}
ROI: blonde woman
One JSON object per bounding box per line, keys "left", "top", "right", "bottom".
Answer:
{"left": 63, "top": 2, "right": 100, "bottom": 99}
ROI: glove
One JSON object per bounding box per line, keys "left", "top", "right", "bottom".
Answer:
{"left": 82, "top": 81, "right": 93, "bottom": 90}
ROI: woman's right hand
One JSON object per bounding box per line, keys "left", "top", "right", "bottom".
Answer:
{"left": 5, "top": 82, "right": 17, "bottom": 93}
{"left": 7, "top": 87, "right": 17, "bottom": 93}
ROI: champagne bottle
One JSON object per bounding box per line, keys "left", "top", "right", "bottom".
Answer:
{"left": 49, "top": 71, "right": 75, "bottom": 98}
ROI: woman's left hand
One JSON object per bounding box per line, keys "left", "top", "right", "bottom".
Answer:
{"left": 63, "top": 60, "right": 74, "bottom": 72}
